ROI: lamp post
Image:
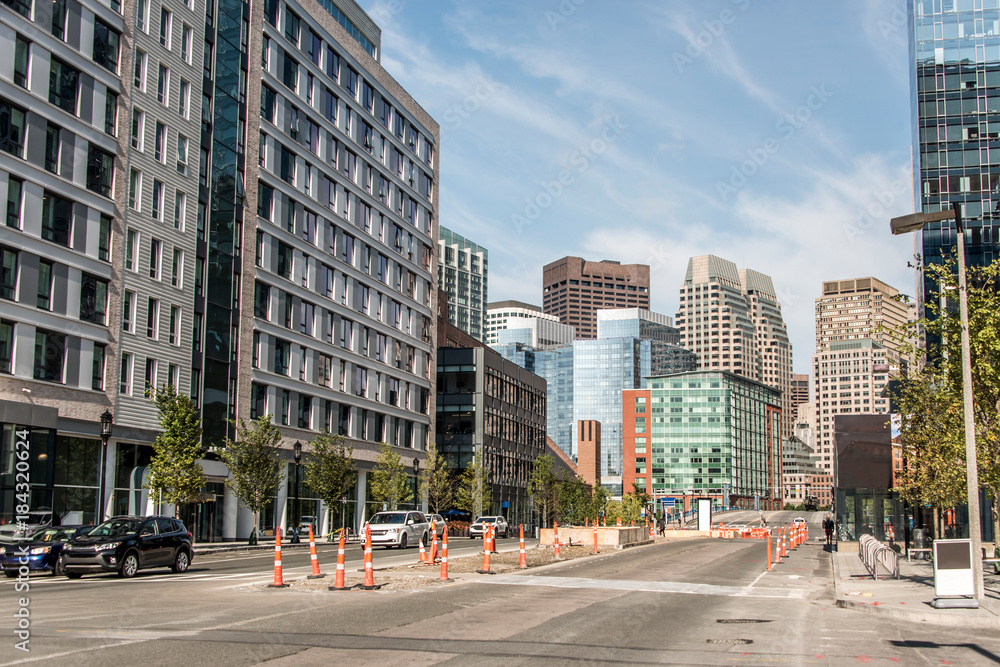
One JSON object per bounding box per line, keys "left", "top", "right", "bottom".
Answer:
{"left": 98, "top": 410, "right": 113, "bottom": 523}
{"left": 291, "top": 441, "right": 302, "bottom": 543}
{"left": 412, "top": 457, "right": 420, "bottom": 511}
{"left": 890, "top": 202, "right": 983, "bottom": 601}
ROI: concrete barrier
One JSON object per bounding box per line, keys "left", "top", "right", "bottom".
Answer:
{"left": 540, "top": 526, "right": 648, "bottom": 548}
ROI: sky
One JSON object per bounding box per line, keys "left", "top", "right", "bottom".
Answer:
{"left": 359, "top": 0, "right": 917, "bottom": 375}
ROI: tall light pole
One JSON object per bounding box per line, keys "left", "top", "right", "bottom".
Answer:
{"left": 412, "top": 457, "right": 420, "bottom": 511}
{"left": 291, "top": 441, "right": 302, "bottom": 543}
{"left": 890, "top": 202, "right": 983, "bottom": 602}
{"left": 98, "top": 410, "right": 113, "bottom": 523}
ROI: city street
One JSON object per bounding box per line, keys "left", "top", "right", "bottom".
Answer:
{"left": 5, "top": 520, "right": 1000, "bottom": 665}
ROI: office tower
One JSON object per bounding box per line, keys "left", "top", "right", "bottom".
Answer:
{"left": 910, "top": 3, "right": 1000, "bottom": 313}
{"left": 0, "top": 0, "right": 438, "bottom": 539}
{"left": 542, "top": 256, "right": 650, "bottom": 339}
{"left": 485, "top": 300, "right": 572, "bottom": 347}
{"left": 623, "top": 371, "right": 784, "bottom": 510}
{"left": 815, "top": 278, "right": 909, "bottom": 353}
{"left": 791, "top": 373, "right": 810, "bottom": 414}
{"left": 437, "top": 226, "right": 487, "bottom": 341}
{"left": 675, "top": 255, "right": 793, "bottom": 439}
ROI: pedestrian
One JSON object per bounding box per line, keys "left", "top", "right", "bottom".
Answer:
{"left": 676, "top": 515, "right": 682, "bottom": 530}
{"left": 758, "top": 509, "right": 767, "bottom": 527}
{"left": 658, "top": 517, "right": 665, "bottom": 536}
{"left": 822, "top": 514, "right": 834, "bottom": 546}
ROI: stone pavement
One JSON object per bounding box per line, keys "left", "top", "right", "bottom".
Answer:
{"left": 832, "top": 539, "right": 1000, "bottom": 628}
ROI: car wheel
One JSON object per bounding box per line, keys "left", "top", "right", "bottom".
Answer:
{"left": 171, "top": 550, "right": 190, "bottom": 574}
{"left": 118, "top": 551, "right": 139, "bottom": 578}
{"left": 3, "top": 570, "right": 15, "bottom": 578}
{"left": 53, "top": 557, "right": 63, "bottom": 577}
{"left": 66, "top": 572, "right": 82, "bottom": 579}
{"left": 399, "top": 533, "right": 408, "bottom": 549}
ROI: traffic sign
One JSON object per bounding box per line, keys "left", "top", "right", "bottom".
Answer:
{"left": 662, "top": 498, "right": 676, "bottom": 508}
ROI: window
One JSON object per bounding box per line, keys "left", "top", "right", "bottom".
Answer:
{"left": 14, "top": 35, "right": 29, "bottom": 88}
{"left": 154, "top": 121, "right": 165, "bottom": 161}
{"left": 168, "top": 305, "right": 179, "bottom": 344}
{"left": 273, "top": 338, "right": 289, "bottom": 375}
{"left": 87, "top": 146, "right": 115, "bottom": 197}
{"left": 157, "top": 64, "right": 169, "bottom": 106}
{"left": 0, "top": 246, "right": 16, "bottom": 300}
{"left": 280, "top": 146, "right": 296, "bottom": 184}
{"left": 262, "top": 35, "right": 270, "bottom": 69}
{"left": 41, "top": 191, "right": 72, "bottom": 246}
{"left": 93, "top": 19, "right": 120, "bottom": 73}
{"left": 6, "top": 177, "right": 22, "bottom": 229}
{"left": 45, "top": 123, "right": 60, "bottom": 173}
{"left": 105, "top": 92, "right": 118, "bottom": 135}
{"left": 342, "top": 67, "right": 357, "bottom": 98}
{"left": 134, "top": 50, "right": 147, "bottom": 90}
{"left": 258, "top": 183, "right": 273, "bottom": 220}
{"left": 99, "top": 215, "right": 111, "bottom": 262}
{"left": 33, "top": 329, "right": 65, "bottom": 383}
{"left": 160, "top": 7, "right": 172, "bottom": 49}
{"left": 125, "top": 229, "right": 138, "bottom": 271}
{"left": 178, "top": 79, "right": 190, "bottom": 118}
{"left": 49, "top": 58, "right": 79, "bottom": 113}
{"left": 80, "top": 274, "right": 108, "bottom": 325}
{"left": 254, "top": 281, "right": 269, "bottom": 318}
{"left": 92, "top": 343, "right": 106, "bottom": 390}
{"left": 146, "top": 297, "right": 159, "bottom": 338}
{"left": 168, "top": 363, "right": 179, "bottom": 389}
{"left": 136, "top": 0, "right": 149, "bottom": 31}
{"left": 283, "top": 56, "right": 297, "bottom": 91}
{"left": 173, "top": 190, "right": 185, "bottom": 229}
{"left": 149, "top": 238, "right": 161, "bottom": 279}
{"left": 123, "top": 290, "right": 135, "bottom": 332}
{"left": 181, "top": 24, "right": 192, "bottom": 63}
{"left": 128, "top": 169, "right": 142, "bottom": 210}
{"left": 284, "top": 8, "right": 300, "bottom": 43}
{"left": 171, "top": 247, "right": 183, "bottom": 287}
{"left": 151, "top": 179, "right": 164, "bottom": 220}
{"left": 51, "top": 0, "right": 67, "bottom": 39}
{"left": 120, "top": 352, "right": 134, "bottom": 394}
{"left": 145, "top": 357, "right": 157, "bottom": 391}
{"left": 298, "top": 394, "right": 311, "bottom": 428}
{"left": 36, "top": 259, "right": 52, "bottom": 310}
{"left": 131, "top": 109, "right": 145, "bottom": 150}
{"left": 277, "top": 242, "right": 292, "bottom": 279}
{"left": 261, "top": 85, "right": 276, "bottom": 124}
{"left": 2, "top": 0, "right": 30, "bottom": 19}
{"left": 0, "top": 101, "right": 26, "bottom": 157}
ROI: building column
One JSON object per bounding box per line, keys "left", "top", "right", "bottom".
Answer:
{"left": 276, "top": 463, "right": 289, "bottom": 535}
{"left": 354, "top": 469, "right": 368, "bottom": 532}
{"left": 222, "top": 486, "right": 238, "bottom": 542}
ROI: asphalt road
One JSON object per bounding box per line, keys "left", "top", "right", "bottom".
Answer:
{"left": 4, "top": 512, "right": 1000, "bottom": 665}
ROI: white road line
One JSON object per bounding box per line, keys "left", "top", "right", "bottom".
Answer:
{"left": 478, "top": 575, "right": 805, "bottom": 599}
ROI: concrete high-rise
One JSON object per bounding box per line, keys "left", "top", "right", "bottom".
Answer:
{"left": 542, "top": 256, "right": 649, "bottom": 339}
{"left": 438, "top": 226, "right": 487, "bottom": 341}
{"left": 815, "top": 278, "right": 909, "bottom": 354}
{"left": 485, "top": 300, "right": 573, "bottom": 348}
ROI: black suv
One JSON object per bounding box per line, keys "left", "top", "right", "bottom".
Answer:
{"left": 61, "top": 516, "right": 193, "bottom": 579}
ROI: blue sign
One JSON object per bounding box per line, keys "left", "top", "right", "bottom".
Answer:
{"left": 501, "top": 501, "right": 509, "bottom": 508}
{"left": 662, "top": 498, "right": 676, "bottom": 508}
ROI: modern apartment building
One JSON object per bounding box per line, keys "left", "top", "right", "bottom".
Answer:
{"left": 542, "top": 256, "right": 649, "bottom": 339}
{"left": 623, "top": 371, "right": 784, "bottom": 511}
{"left": 485, "top": 299, "right": 572, "bottom": 347}
{"left": 0, "top": 0, "right": 439, "bottom": 541}
{"left": 437, "top": 226, "right": 486, "bottom": 341}
{"left": 675, "top": 255, "right": 793, "bottom": 440}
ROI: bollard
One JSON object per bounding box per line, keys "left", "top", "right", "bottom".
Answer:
{"left": 361, "top": 525, "right": 377, "bottom": 590}
{"left": 439, "top": 526, "right": 452, "bottom": 582}
{"left": 268, "top": 527, "right": 289, "bottom": 588}
{"left": 307, "top": 525, "right": 325, "bottom": 579}
{"left": 767, "top": 530, "right": 772, "bottom": 571}
{"left": 481, "top": 522, "right": 489, "bottom": 554}
{"left": 585, "top": 517, "right": 589, "bottom": 527}
{"left": 476, "top": 526, "right": 494, "bottom": 574}
{"left": 329, "top": 528, "right": 347, "bottom": 590}
{"left": 553, "top": 521, "right": 561, "bottom": 559}
{"left": 519, "top": 524, "right": 527, "bottom": 569}
{"left": 430, "top": 520, "right": 439, "bottom": 564}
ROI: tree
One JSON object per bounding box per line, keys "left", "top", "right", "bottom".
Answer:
{"left": 588, "top": 484, "right": 611, "bottom": 523}
{"left": 557, "top": 474, "right": 588, "bottom": 525}
{"left": 302, "top": 431, "right": 355, "bottom": 534}
{"left": 631, "top": 482, "right": 652, "bottom": 508}
{"left": 369, "top": 442, "right": 412, "bottom": 511}
{"left": 219, "top": 415, "right": 285, "bottom": 543}
{"left": 528, "top": 454, "right": 558, "bottom": 528}
{"left": 419, "top": 442, "right": 454, "bottom": 513}
{"left": 456, "top": 450, "right": 492, "bottom": 518}
{"left": 620, "top": 493, "right": 644, "bottom": 524}
{"left": 146, "top": 385, "right": 204, "bottom": 515}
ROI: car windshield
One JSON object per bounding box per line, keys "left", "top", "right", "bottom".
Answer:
{"left": 30, "top": 528, "right": 62, "bottom": 542}
{"left": 369, "top": 513, "right": 407, "bottom": 525}
{"left": 477, "top": 517, "right": 496, "bottom": 524}
{"left": 87, "top": 519, "right": 141, "bottom": 537}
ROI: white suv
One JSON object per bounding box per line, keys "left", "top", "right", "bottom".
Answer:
{"left": 470, "top": 515, "right": 509, "bottom": 539}
{"left": 364, "top": 511, "right": 428, "bottom": 549}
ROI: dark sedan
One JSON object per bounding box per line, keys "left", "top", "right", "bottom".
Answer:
{"left": 0, "top": 526, "right": 91, "bottom": 577}
{"left": 61, "top": 516, "right": 193, "bottom": 579}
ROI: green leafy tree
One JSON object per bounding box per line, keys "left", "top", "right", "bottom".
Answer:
{"left": 419, "top": 442, "right": 454, "bottom": 513}
{"left": 146, "top": 385, "right": 204, "bottom": 515}
{"left": 588, "top": 484, "right": 611, "bottom": 523}
{"left": 219, "top": 415, "right": 285, "bottom": 543}
{"left": 528, "top": 453, "right": 558, "bottom": 528}
{"left": 630, "top": 482, "right": 652, "bottom": 508}
{"left": 620, "top": 493, "right": 644, "bottom": 524}
{"left": 556, "top": 474, "right": 589, "bottom": 525}
{"left": 457, "top": 450, "right": 491, "bottom": 518}
{"left": 302, "top": 431, "right": 355, "bottom": 535}
{"left": 369, "top": 442, "right": 412, "bottom": 511}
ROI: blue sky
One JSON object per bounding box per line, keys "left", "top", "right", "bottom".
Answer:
{"left": 360, "top": 0, "right": 917, "bottom": 374}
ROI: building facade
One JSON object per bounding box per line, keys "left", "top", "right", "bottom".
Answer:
{"left": 437, "top": 226, "right": 486, "bottom": 342}
{"left": 622, "top": 371, "right": 783, "bottom": 511}
{"left": 815, "top": 277, "right": 910, "bottom": 355}
{"left": 485, "top": 299, "right": 570, "bottom": 347}
{"left": 542, "top": 256, "right": 649, "bottom": 339}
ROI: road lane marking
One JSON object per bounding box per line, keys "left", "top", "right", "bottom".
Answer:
{"left": 478, "top": 575, "right": 805, "bottom": 599}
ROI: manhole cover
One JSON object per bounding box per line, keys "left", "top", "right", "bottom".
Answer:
{"left": 716, "top": 619, "right": 772, "bottom": 624}
{"left": 707, "top": 638, "right": 754, "bottom": 645}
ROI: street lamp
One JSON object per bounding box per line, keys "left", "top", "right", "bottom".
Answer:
{"left": 291, "top": 441, "right": 302, "bottom": 543}
{"left": 890, "top": 201, "right": 984, "bottom": 602}
{"left": 413, "top": 457, "right": 420, "bottom": 510}
{"left": 98, "top": 410, "right": 113, "bottom": 523}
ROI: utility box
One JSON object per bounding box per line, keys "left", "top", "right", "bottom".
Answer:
{"left": 931, "top": 538, "right": 979, "bottom": 608}
{"left": 697, "top": 498, "right": 712, "bottom": 532}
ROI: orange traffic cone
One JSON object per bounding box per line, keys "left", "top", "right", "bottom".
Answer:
{"left": 585, "top": 517, "right": 589, "bottom": 527}
{"left": 329, "top": 528, "right": 347, "bottom": 590}
{"left": 267, "top": 527, "right": 289, "bottom": 588}
{"left": 430, "top": 521, "right": 439, "bottom": 563}
{"left": 307, "top": 525, "right": 325, "bottom": 579}
{"left": 418, "top": 534, "right": 427, "bottom": 563}
{"left": 518, "top": 524, "right": 527, "bottom": 569}
{"left": 476, "top": 525, "right": 494, "bottom": 574}
{"left": 361, "top": 525, "right": 378, "bottom": 590}
{"left": 553, "top": 521, "right": 561, "bottom": 560}
{"left": 439, "top": 526, "right": 451, "bottom": 582}
{"left": 617, "top": 517, "right": 622, "bottom": 527}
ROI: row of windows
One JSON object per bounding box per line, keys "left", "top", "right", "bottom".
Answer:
{"left": 119, "top": 351, "right": 181, "bottom": 397}
{"left": 0, "top": 247, "right": 109, "bottom": 324}
{"left": 0, "top": 317, "right": 107, "bottom": 390}
{"left": 3, "top": 181, "right": 111, "bottom": 258}
{"left": 121, "top": 291, "right": 182, "bottom": 344}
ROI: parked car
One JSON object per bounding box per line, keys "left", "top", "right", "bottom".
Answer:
{"left": 425, "top": 514, "right": 446, "bottom": 538}
{"left": 1, "top": 526, "right": 91, "bottom": 577}
{"left": 61, "top": 516, "right": 193, "bottom": 579}
{"left": 363, "top": 511, "right": 428, "bottom": 549}
{"left": 0, "top": 509, "right": 61, "bottom": 543}
{"left": 470, "top": 515, "right": 509, "bottom": 539}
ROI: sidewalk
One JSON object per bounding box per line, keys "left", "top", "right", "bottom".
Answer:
{"left": 832, "top": 541, "right": 1000, "bottom": 628}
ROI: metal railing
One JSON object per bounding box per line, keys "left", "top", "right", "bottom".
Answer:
{"left": 859, "top": 534, "right": 898, "bottom": 580}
